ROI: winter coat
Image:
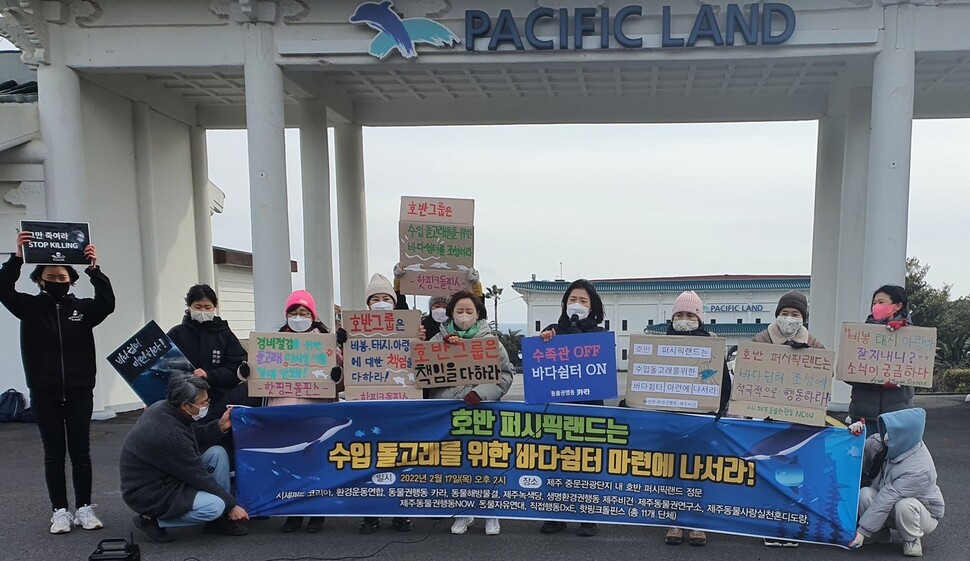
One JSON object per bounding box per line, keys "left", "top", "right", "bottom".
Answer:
{"left": 426, "top": 319, "right": 514, "bottom": 401}
{"left": 422, "top": 314, "right": 442, "bottom": 341}
{"left": 119, "top": 400, "right": 234, "bottom": 521}
{"left": 543, "top": 315, "right": 606, "bottom": 336}
{"left": 858, "top": 408, "right": 945, "bottom": 536}
{"left": 751, "top": 322, "right": 825, "bottom": 349}
{"left": 0, "top": 254, "right": 115, "bottom": 401}
{"left": 848, "top": 313, "right": 916, "bottom": 420}
{"left": 167, "top": 314, "right": 247, "bottom": 403}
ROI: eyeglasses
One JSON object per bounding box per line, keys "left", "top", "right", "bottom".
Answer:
{"left": 192, "top": 399, "right": 211, "bottom": 408}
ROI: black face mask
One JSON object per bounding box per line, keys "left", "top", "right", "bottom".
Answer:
{"left": 42, "top": 281, "right": 70, "bottom": 299}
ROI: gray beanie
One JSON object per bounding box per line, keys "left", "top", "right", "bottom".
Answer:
{"left": 428, "top": 295, "right": 449, "bottom": 311}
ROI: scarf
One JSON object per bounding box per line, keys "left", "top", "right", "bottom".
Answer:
{"left": 445, "top": 319, "right": 481, "bottom": 340}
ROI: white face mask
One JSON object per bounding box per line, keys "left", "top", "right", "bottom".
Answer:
{"left": 370, "top": 301, "right": 394, "bottom": 311}
{"left": 189, "top": 404, "right": 208, "bottom": 422}
{"left": 672, "top": 320, "right": 699, "bottom": 332}
{"left": 775, "top": 315, "right": 803, "bottom": 337}
{"left": 431, "top": 308, "right": 448, "bottom": 323}
{"left": 287, "top": 316, "right": 312, "bottom": 333}
{"left": 453, "top": 313, "right": 477, "bottom": 331}
{"left": 566, "top": 303, "right": 590, "bottom": 320}
{"left": 190, "top": 310, "right": 216, "bottom": 323}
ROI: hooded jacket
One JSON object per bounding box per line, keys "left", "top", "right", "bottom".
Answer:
{"left": 167, "top": 314, "right": 247, "bottom": 402}
{"left": 848, "top": 312, "right": 916, "bottom": 420}
{"left": 426, "top": 319, "right": 514, "bottom": 401}
{"left": 857, "top": 408, "right": 945, "bottom": 536}
{"left": 0, "top": 254, "right": 115, "bottom": 400}
{"left": 119, "top": 400, "right": 234, "bottom": 521}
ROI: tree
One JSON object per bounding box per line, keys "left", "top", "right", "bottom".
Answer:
{"left": 905, "top": 257, "right": 951, "bottom": 329}
{"left": 904, "top": 258, "right": 970, "bottom": 375}
{"left": 497, "top": 329, "right": 524, "bottom": 367}
{"left": 484, "top": 284, "right": 503, "bottom": 329}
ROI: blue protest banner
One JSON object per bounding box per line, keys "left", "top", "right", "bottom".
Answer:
{"left": 521, "top": 332, "right": 618, "bottom": 404}
{"left": 107, "top": 321, "right": 194, "bottom": 405}
{"left": 232, "top": 400, "right": 861, "bottom": 548}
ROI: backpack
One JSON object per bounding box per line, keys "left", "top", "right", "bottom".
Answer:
{"left": 0, "top": 389, "right": 27, "bottom": 422}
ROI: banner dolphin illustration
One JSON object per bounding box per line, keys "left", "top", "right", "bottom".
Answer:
{"left": 242, "top": 419, "right": 353, "bottom": 454}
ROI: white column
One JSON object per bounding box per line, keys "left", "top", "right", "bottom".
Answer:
{"left": 298, "top": 100, "right": 336, "bottom": 328}
{"left": 132, "top": 102, "right": 161, "bottom": 322}
{"left": 862, "top": 3, "right": 915, "bottom": 293}
{"left": 335, "top": 123, "right": 368, "bottom": 310}
{"left": 243, "top": 22, "right": 292, "bottom": 329}
{"left": 37, "top": 25, "right": 87, "bottom": 220}
{"left": 190, "top": 126, "right": 216, "bottom": 287}
{"left": 809, "top": 110, "right": 846, "bottom": 349}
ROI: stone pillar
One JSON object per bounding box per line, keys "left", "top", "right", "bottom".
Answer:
{"left": 298, "top": 100, "right": 336, "bottom": 328}
{"left": 334, "top": 123, "right": 368, "bottom": 310}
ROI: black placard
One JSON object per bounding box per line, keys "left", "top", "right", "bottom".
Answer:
{"left": 20, "top": 221, "right": 91, "bottom": 265}
{"left": 107, "top": 321, "right": 194, "bottom": 405}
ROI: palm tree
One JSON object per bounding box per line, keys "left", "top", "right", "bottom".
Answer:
{"left": 484, "top": 284, "right": 503, "bottom": 329}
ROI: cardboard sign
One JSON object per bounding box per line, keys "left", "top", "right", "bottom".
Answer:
{"left": 411, "top": 338, "right": 502, "bottom": 388}
{"left": 521, "top": 332, "right": 618, "bottom": 404}
{"left": 21, "top": 221, "right": 91, "bottom": 265}
{"left": 344, "top": 337, "right": 417, "bottom": 387}
{"left": 342, "top": 309, "right": 421, "bottom": 338}
{"left": 730, "top": 342, "right": 836, "bottom": 426}
{"left": 836, "top": 323, "right": 936, "bottom": 388}
{"left": 343, "top": 385, "right": 424, "bottom": 401}
{"left": 625, "top": 334, "right": 726, "bottom": 413}
{"left": 398, "top": 196, "right": 475, "bottom": 297}
{"left": 107, "top": 321, "right": 194, "bottom": 405}
{"left": 248, "top": 332, "right": 338, "bottom": 398}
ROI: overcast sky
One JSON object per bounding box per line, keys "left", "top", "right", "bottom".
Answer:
{"left": 206, "top": 119, "right": 970, "bottom": 326}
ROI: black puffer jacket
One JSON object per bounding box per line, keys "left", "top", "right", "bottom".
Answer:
{"left": 167, "top": 314, "right": 247, "bottom": 402}
{"left": 0, "top": 254, "right": 115, "bottom": 400}
{"left": 848, "top": 313, "right": 916, "bottom": 420}
{"left": 544, "top": 316, "right": 608, "bottom": 405}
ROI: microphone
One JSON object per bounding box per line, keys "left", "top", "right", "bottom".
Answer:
{"left": 570, "top": 314, "right": 579, "bottom": 328}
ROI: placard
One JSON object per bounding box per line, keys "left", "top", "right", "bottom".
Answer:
{"left": 344, "top": 337, "right": 417, "bottom": 387}
{"left": 730, "top": 342, "right": 835, "bottom": 426}
{"left": 625, "top": 334, "right": 726, "bottom": 413}
{"left": 836, "top": 323, "right": 936, "bottom": 388}
{"left": 248, "top": 332, "right": 338, "bottom": 398}
{"left": 398, "top": 196, "right": 475, "bottom": 296}
{"left": 21, "top": 220, "right": 91, "bottom": 265}
{"left": 343, "top": 385, "right": 424, "bottom": 401}
{"left": 107, "top": 321, "right": 194, "bottom": 405}
{"left": 411, "top": 339, "right": 502, "bottom": 388}
{"left": 342, "top": 309, "right": 421, "bottom": 338}
{"left": 521, "top": 332, "right": 618, "bottom": 404}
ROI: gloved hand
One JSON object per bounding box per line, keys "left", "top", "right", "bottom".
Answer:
{"left": 237, "top": 362, "right": 251, "bottom": 379}
{"left": 848, "top": 530, "right": 865, "bottom": 549}
{"left": 463, "top": 391, "right": 482, "bottom": 406}
{"left": 882, "top": 380, "right": 899, "bottom": 388}
{"left": 848, "top": 419, "right": 866, "bottom": 436}
{"left": 330, "top": 366, "right": 343, "bottom": 382}
{"left": 336, "top": 327, "right": 348, "bottom": 346}
{"left": 467, "top": 268, "right": 480, "bottom": 284}
{"left": 393, "top": 262, "right": 405, "bottom": 279}
{"left": 886, "top": 320, "right": 907, "bottom": 331}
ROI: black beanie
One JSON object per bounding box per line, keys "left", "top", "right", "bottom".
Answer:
{"left": 775, "top": 291, "right": 809, "bottom": 322}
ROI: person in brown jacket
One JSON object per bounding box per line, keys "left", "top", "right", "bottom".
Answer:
{"left": 751, "top": 291, "right": 824, "bottom": 350}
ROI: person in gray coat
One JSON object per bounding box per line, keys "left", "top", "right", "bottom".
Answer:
{"left": 848, "top": 408, "right": 944, "bottom": 557}
{"left": 426, "top": 290, "right": 514, "bottom": 536}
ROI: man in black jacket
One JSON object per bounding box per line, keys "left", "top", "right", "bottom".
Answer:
{"left": 0, "top": 230, "right": 115, "bottom": 535}
{"left": 121, "top": 375, "right": 248, "bottom": 543}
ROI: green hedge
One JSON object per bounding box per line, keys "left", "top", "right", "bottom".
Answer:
{"left": 941, "top": 369, "right": 970, "bottom": 393}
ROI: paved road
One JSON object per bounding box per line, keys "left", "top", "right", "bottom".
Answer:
{"left": 0, "top": 395, "right": 965, "bottom": 561}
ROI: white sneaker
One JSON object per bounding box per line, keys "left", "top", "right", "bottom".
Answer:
{"left": 485, "top": 518, "right": 500, "bottom": 535}
{"left": 450, "top": 517, "right": 474, "bottom": 535}
{"left": 50, "top": 508, "right": 73, "bottom": 534}
{"left": 74, "top": 504, "right": 104, "bottom": 530}
{"left": 903, "top": 538, "right": 923, "bottom": 557}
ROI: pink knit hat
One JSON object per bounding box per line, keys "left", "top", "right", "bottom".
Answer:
{"left": 285, "top": 290, "right": 317, "bottom": 320}
{"left": 672, "top": 290, "right": 704, "bottom": 322}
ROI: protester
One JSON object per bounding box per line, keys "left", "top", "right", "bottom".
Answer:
{"left": 121, "top": 375, "right": 248, "bottom": 543}
{"left": 848, "top": 285, "right": 916, "bottom": 438}
{"left": 536, "top": 279, "right": 607, "bottom": 537}
{"left": 271, "top": 290, "right": 343, "bottom": 534}
{"left": 423, "top": 294, "right": 449, "bottom": 342}
{"left": 848, "top": 408, "right": 944, "bottom": 557}
{"left": 428, "top": 290, "right": 514, "bottom": 536}
{"left": 167, "top": 284, "right": 253, "bottom": 422}
{"left": 0, "top": 231, "right": 115, "bottom": 534}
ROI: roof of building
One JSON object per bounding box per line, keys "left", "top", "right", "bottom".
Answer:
{"left": 643, "top": 323, "right": 768, "bottom": 337}
{"left": 512, "top": 275, "right": 810, "bottom": 294}
{"left": 213, "top": 246, "right": 298, "bottom": 273}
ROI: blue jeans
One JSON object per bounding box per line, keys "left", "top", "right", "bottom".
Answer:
{"left": 158, "top": 446, "right": 230, "bottom": 528}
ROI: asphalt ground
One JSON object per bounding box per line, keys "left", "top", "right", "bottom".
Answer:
{"left": 0, "top": 395, "right": 965, "bottom": 561}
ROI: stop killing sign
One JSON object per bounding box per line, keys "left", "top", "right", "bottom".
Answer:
{"left": 21, "top": 220, "right": 91, "bottom": 265}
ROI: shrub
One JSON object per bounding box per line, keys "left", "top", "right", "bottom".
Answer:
{"left": 941, "top": 369, "right": 970, "bottom": 393}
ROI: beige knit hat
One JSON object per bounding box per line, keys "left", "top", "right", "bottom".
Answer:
{"left": 364, "top": 273, "right": 395, "bottom": 304}
{"left": 672, "top": 290, "right": 704, "bottom": 322}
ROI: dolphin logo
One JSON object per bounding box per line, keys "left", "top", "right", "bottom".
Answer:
{"left": 350, "top": 1, "right": 460, "bottom": 60}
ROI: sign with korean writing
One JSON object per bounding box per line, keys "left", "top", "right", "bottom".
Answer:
{"left": 248, "top": 332, "right": 338, "bottom": 399}
{"left": 345, "top": 337, "right": 416, "bottom": 387}
{"left": 233, "top": 400, "right": 862, "bottom": 549}
{"left": 836, "top": 323, "right": 936, "bottom": 388}
{"left": 21, "top": 220, "right": 91, "bottom": 265}
{"left": 625, "top": 335, "right": 725, "bottom": 413}
{"left": 107, "top": 321, "right": 194, "bottom": 406}
{"left": 342, "top": 309, "right": 421, "bottom": 338}
{"left": 411, "top": 339, "right": 502, "bottom": 388}
{"left": 398, "top": 196, "right": 475, "bottom": 296}
{"left": 521, "top": 332, "right": 618, "bottom": 404}
{"left": 730, "top": 342, "right": 835, "bottom": 426}
{"left": 343, "top": 385, "right": 424, "bottom": 401}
